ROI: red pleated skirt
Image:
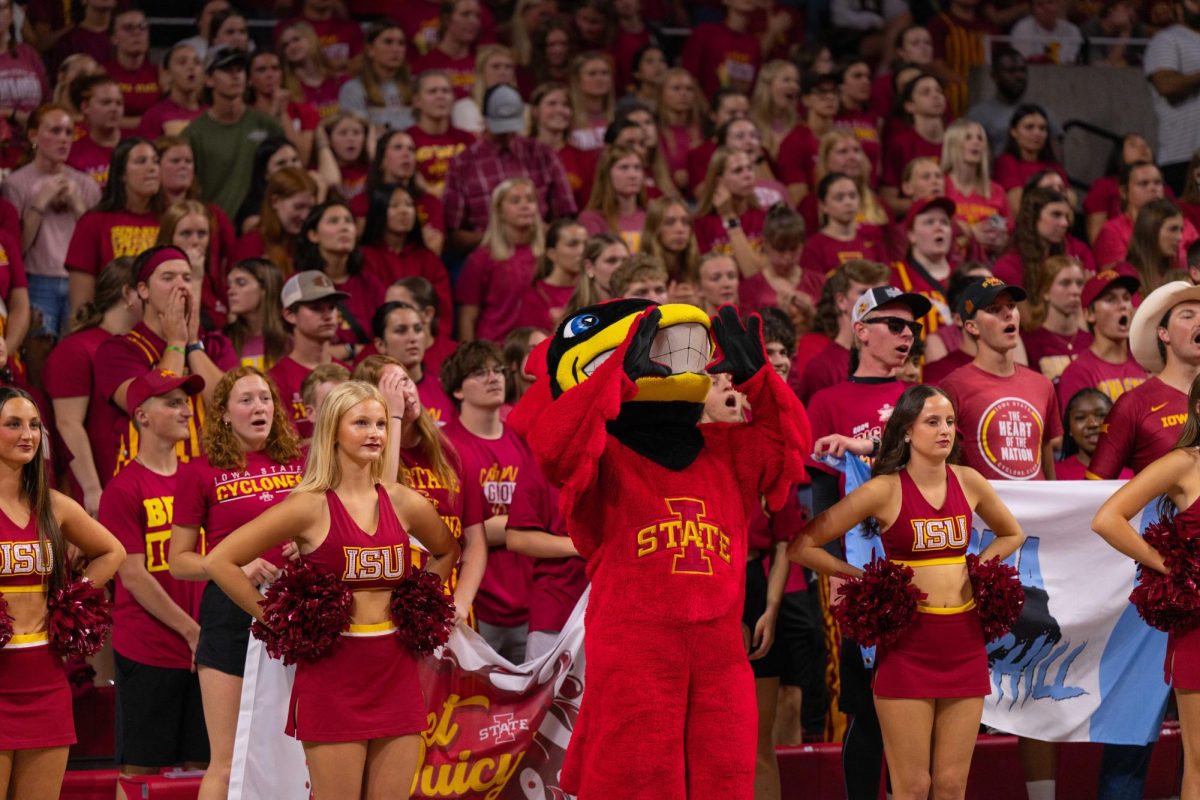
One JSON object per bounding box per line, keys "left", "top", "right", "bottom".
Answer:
{"left": 0, "top": 635, "right": 76, "bottom": 750}
{"left": 874, "top": 605, "right": 991, "bottom": 699}
{"left": 1168, "top": 625, "right": 1200, "bottom": 690}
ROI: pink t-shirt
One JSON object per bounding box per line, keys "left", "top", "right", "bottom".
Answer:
{"left": 0, "top": 43, "right": 49, "bottom": 114}
{"left": 0, "top": 163, "right": 100, "bottom": 279}
{"left": 456, "top": 243, "right": 538, "bottom": 343}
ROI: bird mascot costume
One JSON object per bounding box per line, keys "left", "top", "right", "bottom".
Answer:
{"left": 508, "top": 301, "right": 811, "bottom": 799}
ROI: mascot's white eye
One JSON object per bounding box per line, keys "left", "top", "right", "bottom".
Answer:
{"left": 564, "top": 314, "right": 600, "bottom": 339}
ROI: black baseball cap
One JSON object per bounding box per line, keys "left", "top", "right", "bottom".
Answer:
{"left": 205, "top": 47, "right": 249, "bottom": 74}
{"left": 958, "top": 276, "right": 1028, "bottom": 319}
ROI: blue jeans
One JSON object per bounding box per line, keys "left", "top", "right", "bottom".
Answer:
{"left": 1098, "top": 743, "right": 1153, "bottom": 800}
{"left": 27, "top": 274, "right": 69, "bottom": 336}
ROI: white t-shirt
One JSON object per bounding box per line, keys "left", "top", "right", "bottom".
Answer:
{"left": 1144, "top": 24, "right": 1200, "bottom": 164}
{"left": 1010, "top": 16, "right": 1083, "bottom": 64}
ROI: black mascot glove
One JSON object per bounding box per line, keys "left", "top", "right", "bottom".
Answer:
{"left": 623, "top": 307, "right": 671, "bottom": 381}
{"left": 709, "top": 305, "right": 766, "bottom": 386}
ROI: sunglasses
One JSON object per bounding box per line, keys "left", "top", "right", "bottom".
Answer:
{"left": 863, "top": 315, "right": 923, "bottom": 336}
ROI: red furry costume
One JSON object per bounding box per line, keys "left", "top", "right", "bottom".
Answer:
{"left": 509, "top": 302, "right": 810, "bottom": 799}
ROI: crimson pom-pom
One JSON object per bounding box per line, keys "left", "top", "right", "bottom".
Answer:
{"left": 0, "top": 592, "right": 11, "bottom": 649}
{"left": 47, "top": 578, "right": 112, "bottom": 659}
{"left": 391, "top": 570, "right": 454, "bottom": 655}
{"left": 1129, "top": 516, "right": 1200, "bottom": 634}
{"left": 251, "top": 562, "right": 352, "bottom": 665}
{"left": 967, "top": 553, "right": 1025, "bottom": 641}
{"left": 833, "top": 558, "right": 924, "bottom": 648}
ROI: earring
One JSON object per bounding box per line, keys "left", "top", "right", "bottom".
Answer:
{"left": 904, "top": 436, "right": 911, "bottom": 443}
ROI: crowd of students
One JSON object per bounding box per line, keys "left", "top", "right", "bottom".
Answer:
{"left": 3, "top": 0, "right": 1200, "bottom": 797}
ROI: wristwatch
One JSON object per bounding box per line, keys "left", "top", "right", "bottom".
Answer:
{"left": 723, "top": 216, "right": 741, "bottom": 230}
{"left": 185, "top": 341, "right": 206, "bottom": 356}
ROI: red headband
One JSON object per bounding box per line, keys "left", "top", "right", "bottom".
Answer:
{"left": 137, "top": 247, "right": 190, "bottom": 284}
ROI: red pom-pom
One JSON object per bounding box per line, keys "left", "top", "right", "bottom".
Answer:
{"left": 0, "top": 593, "right": 11, "bottom": 649}
{"left": 391, "top": 570, "right": 454, "bottom": 655}
{"left": 251, "top": 562, "right": 353, "bottom": 665}
{"left": 1130, "top": 517, "right": 1200, "bottom": 634}
{"left": 833, "top": 558, "right": 924, "bottom": 648}
{"left": 967, "top": 553, "right": 1025, "bottom": 641}
{"left": 47, "top": 578, "right": 112, "bottom": 659}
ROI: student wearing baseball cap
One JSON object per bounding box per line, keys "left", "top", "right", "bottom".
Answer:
{"left": 94, "top": 246, "right": 225, "bottom": 477}
{"left": 100, "top": 369, "right": 207, "bottom": 782}
{"left": 1056, "top": 270, "right": 1147, "bottom": 408}
{"left": 268, "top": 270, "right": 350, "bottom": 441}
{"left": 939, "top": 275, "right": 1063, "bottom": 481}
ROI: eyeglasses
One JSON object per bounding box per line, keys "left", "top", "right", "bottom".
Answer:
{"left": 466, "top": 366, "right": 508, "bottom": 380}
{"left": 120, "top": 22, "right": 150, "bottom": 32}
{"left": 862, "top": 316, "right": 922, "bottom": 336}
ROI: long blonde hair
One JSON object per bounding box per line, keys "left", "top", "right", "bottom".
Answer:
{"left": 749, "top": 60, "right": 799, "bottom": 159}
{"left": 480, "top": 177, "right": 545, "bottom": 261}
{"left": 569, "top": 51, "right": 615, "bottom": 131}
{"left": 277, "top": 20, "right": 334, "bottom": 104}
{"left": 640, "top": 196, "right": 699, "bottom": 283}
{"left": 942, "top": 118, "right": 995, "bottom": 198}
{"left": 296, "top": 381, "right": 389, "bottom": 493}
{"left": 359, "top": 19, "right": 411, "bottom": 108}
{"left": 815, "top": 130, "right": 888, "bottom": 226}
{"left": 471, "top": 45, "right": 516, "bottom": 109}
{"left": 655, "top": 68, "right": 706, "bottom": 164}
{"left": 695, "top": 148, "right": 762, "bottom": 218}
{"left": 585, "top": 144, "right": 646, "bottom": 231}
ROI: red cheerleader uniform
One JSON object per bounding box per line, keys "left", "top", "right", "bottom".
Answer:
{"left": 1167, "top": 497, "right": 1200, "bottom": 689}
{"left": 873, "top": 466, "right": 990, "bottom": 699}
{"left": 285, "top": 485, "right": 427, "bottom": 743}
{"left": 0, "top": 509, "right": 75, "bottom": 750}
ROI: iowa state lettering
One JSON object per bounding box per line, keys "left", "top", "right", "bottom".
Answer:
{"left": 635, "top": 497, "right": 731, "bottom": 575}
{"left": 0, "top": 540, "right": 51, "bottom": 577}
{"left": 214, "top": 471, "right": 302, "bottom": 501}
{"left": 343, "top": 544, "right": 408, "bottom": 581}
{"left": 142, "top": 496, "right": 175, "bottom": 572}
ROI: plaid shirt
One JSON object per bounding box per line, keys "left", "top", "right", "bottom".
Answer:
{"left": 443, "top": 135, "right": 578, "bottom": 232}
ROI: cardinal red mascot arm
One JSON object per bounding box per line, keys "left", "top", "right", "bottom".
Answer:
{"left": 508, "top": 302, "right": 810, "bottom": 800}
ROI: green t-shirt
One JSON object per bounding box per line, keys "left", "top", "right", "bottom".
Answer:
{"left": 183, "top": 108, "right": 284, "bottom": 219}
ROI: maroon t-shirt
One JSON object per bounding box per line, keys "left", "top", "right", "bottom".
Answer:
{"left": 173, "top": 450, "right": 305, "bottom": 568}
{"left": 456, "top": 243, "right": 538, "bottom": 344}
{"left": 412, "top": 49, "right": 475, "bottom": 99}
{"left": 1022, "top": 327, "right": 1093, "bottom": 384}
{"left": 362, "top": 244, "right": 453, "bottom": 328}
{"left": 103, "top": 59, "right": 162, "bottom": 118}
{"left": 93, "top": 322, "right": 205, "bottom": 475}
{"left": 796, "top": 340, "right": 851, "bottom": 405}
{"left": 776, "top": 124, "right": 819, "bottom": 189}
{"left": 400, "top": 442, "right": 485, "bottom": 598}
{"left": 506, "top": 457, "right": 587, "bottom": 634}
{"left": 1055, "top": 348, "right": 1148, "bottom": 407}
{"left": 805, "top": 377, "right": 907, "bottom": 476}
{"left": 137, "top": 96, "right": 205, "bottom": 140}
{"left": 416, "top": 371, "right": 457, "bottom": 428}
{"left": 409, "top": 126, "right": 475, "bottom": 192}
{"left": 834, "top": 110, "right": 883, "bottom": 182}
{"left": 100, "top": 462, "right": 203, "bottom": 670}
{"left": 516, "top": 280, "right": 574, "bottom": 333}
{"left": 268, "top": 355, "right": 347, "bottom": 440}
{"left": 1089, "top": 376, "right": 1188, "bottom": 477}
{"left": 331, "top": 270, "right": 385, "bottom": 346}
{"left": 694, "top": 207, "right": 767, "bottom": 257}
{"left": 993, "top": 153, "right": 1069, "bottom": 193}
{"left": 274, "top": 15, "right": 364, "bottom": 68}
{"left": 67, "top": 135, "right": 115, "bottom": 189}
{"left": 882, "top": 124, "right": 943, "bottom": 188}
{"left": 43, "top": 326, "right": 120, "bottom": 484}
{"left": 301, "top": 75, "right": 347, "bottom": 120}
{"left": 939, "top": 362, "right": 1063, "bottom": 481}
{"left": 444, "top": 418, "right": 533, "bottom": 627}
{"left": 64, "top": 209, "right": 160, "bottom": 276}
{"left": 680, "top": 21, "right": 762, "bottom": 96}
{"left": 799, "top": 226, "right": 888, "bottom": 276}
{"left": 921, "top": 348, "right": 972, "bottom": 385}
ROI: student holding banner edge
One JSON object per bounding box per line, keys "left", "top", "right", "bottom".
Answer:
{"left": 789, "top": 383, "right": 1025, "bottom": 800}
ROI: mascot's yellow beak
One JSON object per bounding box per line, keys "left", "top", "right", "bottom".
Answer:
{"left": 550, "top": 302, "right": 714, "bottom": 404}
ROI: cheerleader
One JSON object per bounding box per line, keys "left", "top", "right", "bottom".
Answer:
{"left": 0, "top": 386, "right": 124, "bottom": 798}
{"left": 204, "top": 381, "right": 459, "bottom": 799}
{"left": 788, "top": 384, "right": 1024, "bottom": 800}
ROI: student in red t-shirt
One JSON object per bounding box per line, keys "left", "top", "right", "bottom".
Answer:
{"left": 694, "top": 148, "right": 768, "bottom": 276}
{"left": 370, "top": 303, "right": 456, "bottom": 426}
{"left": 993, "top": 188, "right": 1094, "bottom": 289}
{"left": 414, "top": 0, "right": 483, "bottom": 99}
{"left": 640, "top": 196, "right": 701, "bottom": 301}
{"left": 277, "top": 21, "right": 347, "bottom": 121}
{"left": 67, "top": 74, "right": 124, "bottom": 188}
{"left": 1126, "top": 199, "right": 1200, "bottom": 293}
{"left": 579, "top": 144, "right": 647, "bottom": 250}
{"left": 1057, "top": 270, "right": 1147, "bottom": 406}
{"left": 683, "top": 88, "right": 749, "bottom": 195}
{"left": 351, "top": 130, "right": 445, "bottom": 250}
{"left": 100, "top": 370, "right": 208, "bottom": 783}
{"left": 1055, "top": 388, "right": 1122, "bottom": 480}
{"left": 274, "top": 0, "right": 365, "bottom": 74}
{"left": 441, "top": 341, "right": 534, "bottom": 663}
{"left": 1020, "top": 254, "right": 1091, "bottom": 383}
{"left": 834, "top": 57, "right": 883, "bottom": 182}
{"left": 457, "top": 177, "right": 543, "bottom": 343}
{"left": 567, "top": 52, "right": 616, "bottom": 153}
{"left": 800, "top": 172, "right": 887, "bottom": 277}
{"left": 105, "top": 9, "right": 160, "bottom": 128}
{"left": 408, "top": 71, "right": 475, "bottom": 197}
{"left": 324, "top": 111, "right": 369, "bottom": 205}
{"left": 939, "top": 275, "right": 1063, "bottom": 481}
{"left": 1096, "top": 163, "right": 1199, "bottom": 273}
{"left": 995, "top": 104, "right": 1070, "bottom": 216}
{"left": 881, "top": 71, "right": 947, "bottom": 217}
{"left": 294, "top": 199, "right": 383, "bottom": 357}
{"left": 695, "top": 253, "right": 741, "bottom": 315}
{"left": 215, "top": 258, "right": 290, "bottom": 371}
{"left": 137, "top": 44, "right": 205, "bottom": 140}
{"left": 517, "top": 219, "right": 586, "bottom": 333}
{"left": 360, "top": 184, "right": 452, "bottom": 323}
{"left": 167, "top": 366, "right": 305, "bottom": 800}
{"left": 65, "top": 138, "right": 162, "bottom": 314}
{"left": 777, "top": 71, "right": 840, "bottom": 207}
{"left": 655, "top": 68, "right": 707, "bottom": 193}
{"left": 942, "top": 118, "right": 1010, "bottom": 258}
{"left": 230, "top": 166, "right": 318, "bottom": 273}
{"left": 740, "top": 204, "right": 810, "bottom": 312}
{"left": 798, "top": 129, "right": 890, "bottom": 234}
{"left": 1084, "top": 133, "right": 1156, "bottom": 243}
{"left": 45, "top": 257, "right": 142, "bottom": 511}
{"left": 610, "top": 0, "right": 653, "bottom": 97}
{"left": 681, "top": 0, "right": 763, "bottom": 96}
{"left": 870, "top": 24, "right": 935, "bottom": 120}
{"left": 269, "top": 270, "right": 349, "bottom": 441}
{"left": 529, "top": 83, "right": 597, "bottom": 212}
{"left": 519, "top": 17, "right": 574, "bottom": 96}
{"left": 749, "top": 59, "right": 801, "bottom": 163}
{"left": 385, "top": 277, "right": 456, "bottom": 373}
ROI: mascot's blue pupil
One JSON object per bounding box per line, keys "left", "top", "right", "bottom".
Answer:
{"left": 566, "top": 314, "right": 600, "bottom": 338}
